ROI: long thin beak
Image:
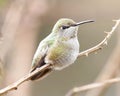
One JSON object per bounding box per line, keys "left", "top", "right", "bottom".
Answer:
{"left": 62, "top": 20, "right": 94, "bottom": 29}
{"left": 71, "top": 20, "right": 94, "bottom": 27}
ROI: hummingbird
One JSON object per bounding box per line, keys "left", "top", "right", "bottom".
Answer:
{"left": 30, "top": 18, "right": 94, "bottom": 80}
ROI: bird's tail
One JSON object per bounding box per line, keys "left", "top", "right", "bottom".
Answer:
{"left": 30, "top": 67, "right": 52, "bottom": 81}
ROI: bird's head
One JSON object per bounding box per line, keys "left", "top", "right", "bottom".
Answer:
{"left": 52, "top": 18, "right": 94, "bottom": 39}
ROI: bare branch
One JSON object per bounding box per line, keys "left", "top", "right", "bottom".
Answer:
{"left": 85, "top": 19, "right": 120, "bottom": 96}
{"left": 78, "top": 19, "right": 120, "bottom": 57}
{"left": 0, "top": 19, "right": 119, "bottom": 96}
{"left": 66, "top": 77, "right": 120, "bottom": 96}
{"left": 0, "top": 64, "right": 51, "bottom": 95}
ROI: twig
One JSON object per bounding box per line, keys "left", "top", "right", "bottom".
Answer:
{"left": 85, "top": 20, "right": 120, "bottom": 96}
{"left": 66, "top": 19, "right": 120, "bottom": 96}
{"left": 78, "top": 19, "right": 120, "bottom": 57}
{"left": 85, "top": 34, "right": 120, "bottom": 96}
{"left": 66, "top": 77, "right": 120, "bottom": 96}
{"left": 0, "top": 64, "right": 51, "bottom": 95}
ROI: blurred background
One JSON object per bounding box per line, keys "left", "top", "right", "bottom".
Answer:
{"left": 0, "top": 0, "right": 120, "bottom": 96}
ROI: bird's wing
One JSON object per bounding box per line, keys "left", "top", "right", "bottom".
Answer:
{"left": 31, "top": 36, "right": 55, "bottom": 72}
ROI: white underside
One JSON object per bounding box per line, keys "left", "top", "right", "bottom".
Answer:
{"left": 47, "top": 37, "right": 79, "bottom": 70}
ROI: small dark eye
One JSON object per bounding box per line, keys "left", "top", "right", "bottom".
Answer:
{"left": 61, "top": 26, "right": 69, "bottom": 30}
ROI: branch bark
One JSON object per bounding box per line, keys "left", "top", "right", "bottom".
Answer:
{"left": 0, "top": 64, "right": 51, "bottom": 95}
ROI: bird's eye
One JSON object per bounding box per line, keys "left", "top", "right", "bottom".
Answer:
{"left": 61, "top": 26, "right": 70, "bottom": 30}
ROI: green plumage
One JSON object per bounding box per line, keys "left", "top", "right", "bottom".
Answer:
{"left": 30, "top": 18, "right": 80, "bottom": 80}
